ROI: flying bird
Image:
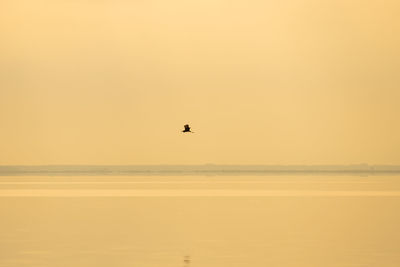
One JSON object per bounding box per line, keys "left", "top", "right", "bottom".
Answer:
{"left": 182, "top": 124, "right": 194, "bottom": 133}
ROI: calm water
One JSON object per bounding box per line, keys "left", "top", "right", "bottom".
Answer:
{"left": 1, "top": 175, "right": 400, "bottom": 267}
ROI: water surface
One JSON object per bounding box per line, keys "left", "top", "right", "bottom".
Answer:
{"left": 1, "top": 175, "right": 399, "bottom": 267}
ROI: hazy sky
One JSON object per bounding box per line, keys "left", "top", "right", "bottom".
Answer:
{"left": 1, "top": 0, "right": 399, "bottom": 165}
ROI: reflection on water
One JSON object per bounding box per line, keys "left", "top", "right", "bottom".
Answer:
{"left": 1, "top": 189, "right": 400, "bottom": 197}
{"left": 1, "top": 175, "right": 400, "bottom": 267}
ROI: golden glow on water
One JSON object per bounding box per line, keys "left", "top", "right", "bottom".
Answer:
{"left": 1, "top": 189, "right": 400, "bottom": 197}
{"left": 1, "top": 175, "right": 400, "bottom": 266}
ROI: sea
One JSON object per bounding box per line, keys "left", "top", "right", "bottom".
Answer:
{"left": 1, "top": 166, "right": 400, "bottom": 267}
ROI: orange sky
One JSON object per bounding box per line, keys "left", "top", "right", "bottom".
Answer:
{"left": 1, "top": 0, "right": 399, "bottom": 164}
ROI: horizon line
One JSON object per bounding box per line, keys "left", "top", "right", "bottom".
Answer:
{"left": 1, "top": 164, "right": 400, "bottom": 167}
{"left": 1, "top": 164, "right": 400, "bottom": 176}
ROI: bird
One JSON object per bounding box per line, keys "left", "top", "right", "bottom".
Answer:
{"left": 182, "top": 124, "right": 194, "bottom": 133}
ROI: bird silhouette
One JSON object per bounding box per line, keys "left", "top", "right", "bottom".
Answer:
{"left": 182, "top": 124, "right": 194, "bottom": 133}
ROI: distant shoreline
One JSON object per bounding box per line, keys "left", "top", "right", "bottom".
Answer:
{"left": 1, "top": 165, "right": 400, "bottom": 176}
